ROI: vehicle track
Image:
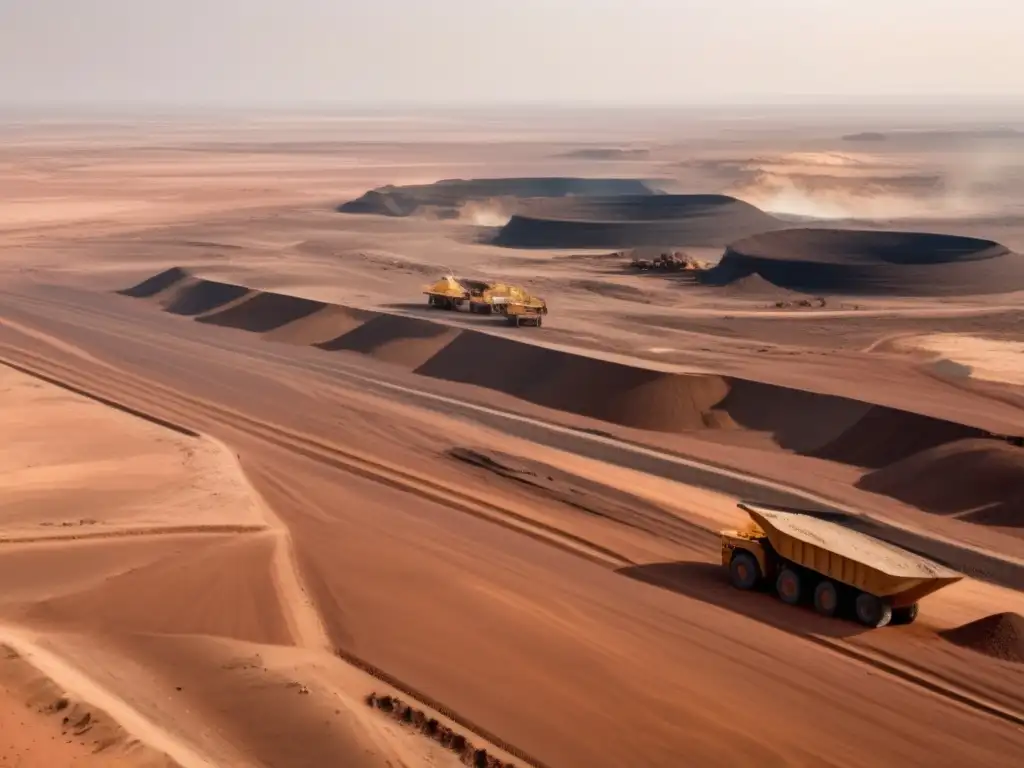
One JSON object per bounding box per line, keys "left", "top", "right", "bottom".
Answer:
{"left": 0, "top": 341, "right": 635, "bottom": 571}
{"left": 2, "top": 310, "right": 1024, "bottom": 735}
{"left": 0, "top": 347, "right": 560, "bottom": 768}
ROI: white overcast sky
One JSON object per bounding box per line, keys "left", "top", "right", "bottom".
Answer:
{"left": 0, "top": 0, "right": 1020, "bottom": 107}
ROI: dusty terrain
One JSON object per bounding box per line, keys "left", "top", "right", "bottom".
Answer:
{"left": 3, "top": 110, "right": 1024, "bottom": 766}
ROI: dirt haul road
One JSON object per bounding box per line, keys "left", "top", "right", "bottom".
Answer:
{"left": 2, "top": 279, "right": 1024, "bottom": 768}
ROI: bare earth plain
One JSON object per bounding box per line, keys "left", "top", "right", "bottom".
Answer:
{"left": 3, "top": 111, "right": 1024, "bottom": 767}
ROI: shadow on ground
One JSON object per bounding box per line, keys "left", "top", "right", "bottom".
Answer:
{"left": 617, "top": 560, "right": 871, "bottom": 639}
{"left": 378, "top": 302, "right": 524, "bottom": 328}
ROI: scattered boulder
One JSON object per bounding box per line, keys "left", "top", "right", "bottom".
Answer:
{"left": 365, "top": 692, "right": 517, "bottom": 767}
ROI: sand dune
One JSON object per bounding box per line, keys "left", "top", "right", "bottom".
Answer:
{"left": 338, "top": 177, "right": 659, "bottom": 218}
{"left": 119, "top": 270, "right": 1003, "bottom": 471}
{"left": 265, "top": 304, "right": 379, "bottom": 346}
{"left": 701, "top": 228, "right": 1024, "bottom": 296}
{"left": 196, "top": 291, "right": 329, "bottom": 334}
{"left": 494, "top": 194, "right": 783, "bottom": 248}
{"left": 858, "top": 438, "right": 1024, "bottom": 529}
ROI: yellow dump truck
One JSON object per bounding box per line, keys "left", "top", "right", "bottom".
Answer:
{"left": 423, "top": 275, "right": 471, "bottom": 310}
{"left": 469, "top": 282, "right": 547, "bottom": 327}
{"left": 502, "top": 299, "right": 546, "bottom": 327}
{"left": 424, "top": 275, "right": 548, "bottom": 327}
{"left": 721, "top": 501, "right": 963, "bottom": 628}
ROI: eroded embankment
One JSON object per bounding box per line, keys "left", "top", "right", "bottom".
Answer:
{"left": 493, "top": 194, "right": 783, "bottom": 249}
{"left": 858, "top": 439, "right": 1024, "bottom": 534}
{"left": 700, "top": 228, "right": 1024, "bottom": 297}
{"left": 120, "top": 269, "right": 1008, "bottom": 478}
{"left": 336, "top": 177, "right": 659, "bottom": 218}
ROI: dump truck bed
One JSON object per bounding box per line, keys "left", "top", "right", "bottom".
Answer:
{"left": 741, "top": 502, "right": 958, "bottom": 579}
{"left": 738, "top": 501, "right": 962, "bottom": 604}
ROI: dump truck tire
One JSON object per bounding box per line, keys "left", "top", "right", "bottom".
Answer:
{"left": 891, "top": 603, "right": 919, "bottom": 625}
{"left": 855, "top": 593, "right": 893, "bottom": 628}
{"left": 813, "top": 580, "right": 839, "bottom": 617}
{"left": 729, "top": 552, "right": 760, "bottom": 590}
{"left": 776, "top": 567, "right": 802, "bottom": 605}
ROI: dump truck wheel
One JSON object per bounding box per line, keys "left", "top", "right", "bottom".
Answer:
{"left": 855, "top": 593, "right": 893, "bottom": 628}
{"left": 891, "top": 603, "right": 919, "bottom": 625}
{"left": 813, "top": 580, "right": 839, "bottom": 617}
{"left": 776, "top": 567, "right": 802, "bottom": 605}
{"left": 729, "top": 552, "right": 760, "bottom": 590}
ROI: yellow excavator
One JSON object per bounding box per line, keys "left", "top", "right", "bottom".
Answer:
{"left": 423, "top": 274, "right": 547, "bottom": 328}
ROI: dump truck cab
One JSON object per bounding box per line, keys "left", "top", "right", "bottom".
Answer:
{"left": 721, "top": 501, "right": 963, "bottom": 629}
{"left": 720, "top": 526, "right": 771, "bottom": 586}
{"left": 503, "top": 300, "right": 545, "bottom": 327}
{"left": 424, "top": 275, "right": 469, "bottom": 310}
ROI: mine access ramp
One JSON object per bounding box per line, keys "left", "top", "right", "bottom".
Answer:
{"left": 721, "top": 501, "right": 963, "bottom": 628}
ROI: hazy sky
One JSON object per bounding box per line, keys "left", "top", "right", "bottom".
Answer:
{"left": 1, "top": 0, "right": 1020, "bottom": 107}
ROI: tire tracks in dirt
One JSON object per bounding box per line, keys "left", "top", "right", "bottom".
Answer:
{"left": 0, "top": 342, "right": 633, "bottom": 571}
{"left": 0, "top": 341, "right": 610, "bottom": 768}
{"left": 2, "top": 324, "right": 1023, "bottom": 738}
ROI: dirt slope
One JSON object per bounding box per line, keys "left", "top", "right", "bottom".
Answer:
{"left": 858, "top": 438, "right": 1024, "bottom": 530}
{"left": 319, "top": 313, "right": 461, "bottom": 368}
{"left": 0, "top": 647, "right": 175, "bottom": 768}
{"left": 117, "top": 269, "right": 1001, "bottom": 470}
{"left": 702, "top": 228, "right": 1024, "bottom": 296}
{"left": 494, "top": 194, "right": 782, "bottom": 248}
{"left": 338, "top": 177, "right": 658, "bottom": 218}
